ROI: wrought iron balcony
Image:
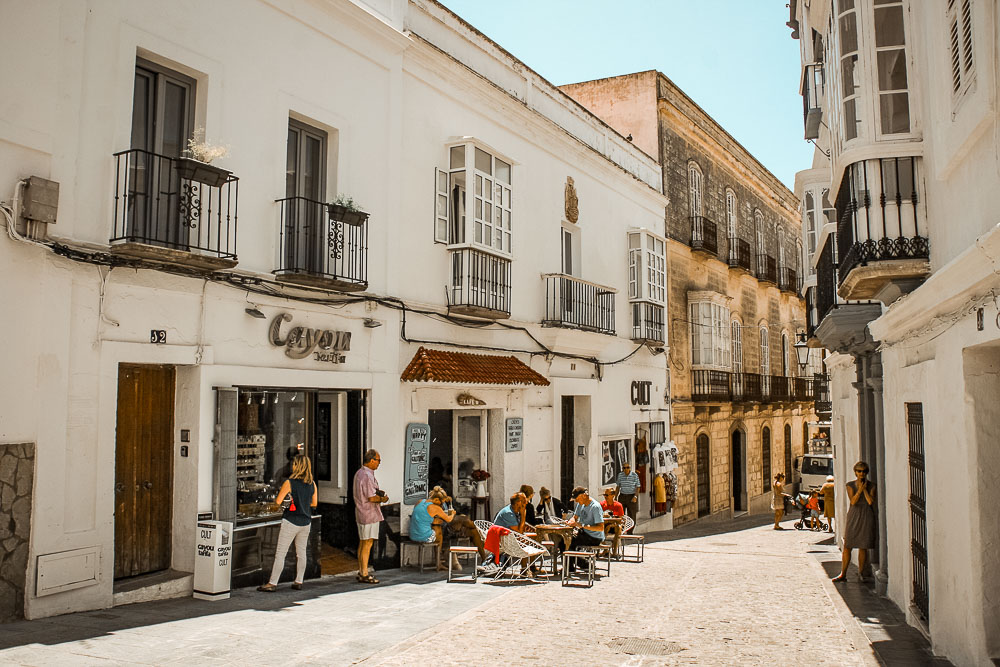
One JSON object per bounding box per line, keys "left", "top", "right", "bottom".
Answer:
{"left": 691, "top": 370, "right": 731, "bottom": 402}
{"left": 274, "top": 197, "right": 368, "bottom": 291}
{"left": 542, "top": 274, "right": 616, "bottom": 335}
{"left": 690, "top": 216, "right": 718, "bottom": 257}
{"left": 814, "top": 373, "right": 832, "bottom": 416}
{"left": 769, "top": 375, "right": 792, "bottom": 402}
{"left": 631, "top": 301, "right": 665, "bottom": 344}
{"left": 756, "top": 254, "right": 778, "bottom": 284}
{"left": 448, "top": 247, "right": 511, "bottom": 319}
{"left": 803, "top": 64, "right": 824, "bottom": 141}
{"left": 779, "top": 267, "right": 798, "bottom": 293}
{"left": 835, "top": 157, "right": 929, "bottom": 302}
{"left": 111, "top": 148, "right": 238, "bottom": 269}
{"left": 728, "top": 237, "right": 752, "bottom": 272}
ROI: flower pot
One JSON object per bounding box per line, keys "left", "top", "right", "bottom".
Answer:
{"left": 328, "top": 203, "right": 369, "bottom": 227}
{"left": 475, "top": 480, "right": 488, "bottom": 498}
{"left": 174, "top": 157, "right": 232, "bottom": 188}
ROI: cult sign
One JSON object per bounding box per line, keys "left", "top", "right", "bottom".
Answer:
{"left": 269, "top": 313, "right": 351, "bottom": 363}
{"left": 630, "top": 380, "right": 652, "bottom": 406}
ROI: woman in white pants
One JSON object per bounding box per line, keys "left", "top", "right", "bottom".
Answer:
{"left": 257, "top": 455, "right": 318, "bottom": 591}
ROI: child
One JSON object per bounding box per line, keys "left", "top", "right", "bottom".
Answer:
{"left": 806, "top": 490, "right": 821, "bottom": 530}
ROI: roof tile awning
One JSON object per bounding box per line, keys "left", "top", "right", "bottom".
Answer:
{"left": 401, "top": 346, "right": 550, "bottom": 386}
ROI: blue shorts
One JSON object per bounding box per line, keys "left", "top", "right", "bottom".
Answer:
{"left": 809, "top": 510, "right": 820, "bottom": 518}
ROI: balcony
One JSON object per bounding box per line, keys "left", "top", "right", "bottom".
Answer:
{"left": 756, "top": 254, "right": 777, "bottom": 284}
{"left": 111, "top": 149, "right": 238, "bottom": 270}
{"left": 273, "top": 197, "right": 367, "bottom": 291}
{"left": 542, "top": 274, "right": 616, "bottom": 335}
{"left": 631, "top": 301, "right": 665, "bottom": 344}
{"left": 813, "top": 373, "right": 832, "bottom": 418}
{"left": 802, "top": 64, "right": 824, "bottom": 141}
{"left": 728, "top": 237, "right": 752, "bottom": 272}
{"left": 691, "top": 369, "right": 731, "bottom": 402}
{"left": 779, "top": 267, "right": 798, "bottom": 293}
{"left": 731, "top": 372, "right": 763, "bottom": 403}
{"left": 691, "top": 371, "right": 816, "bottom": 405}
{"left": 690, "top": 216, "right": 718, "bottom": 257}
{"left": 448, "top": 247, "right": 511, "bottom": 319}
{"left": 836, "top": 157, "right": 930, "bottom": 303}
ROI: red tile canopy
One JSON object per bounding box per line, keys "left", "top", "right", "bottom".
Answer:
{"left": 401, "top": 346, "right": 550, "bottom": 386}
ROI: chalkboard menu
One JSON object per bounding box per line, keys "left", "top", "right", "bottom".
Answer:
{"left": 403, "top": 423, "right": 430, "bottom": 505}
{"left": 505, "top": 417, "right": 523, "bottom": 452}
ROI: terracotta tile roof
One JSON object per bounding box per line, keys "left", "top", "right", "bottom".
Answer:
{"left": 401, "top": 347, "right": 550, "bottom": 386}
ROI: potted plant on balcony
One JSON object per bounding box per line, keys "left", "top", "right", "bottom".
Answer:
{"left": 174, "top": 129, "right": 232, "bottom": 187}
{"left": 328, "top": 194, "right": 369, "bottom": 227}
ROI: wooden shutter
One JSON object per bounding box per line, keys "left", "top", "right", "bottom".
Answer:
{"left": 434, "top": 168, "right": 449, "bottom": 243}
{"left": 214, "top": 387, "right": 238, "bottom": 525}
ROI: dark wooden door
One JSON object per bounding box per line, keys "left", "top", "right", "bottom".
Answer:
{"left": 560, "top": 396, "right": 575, "bottom": 503}
{"left": 907, "top": 403, "right": 929, "bottom": 621}
{"left": 115, "top": 364, "right": 175, "bottom": 579}
{"left": 731, "top": 430, "right": 744, "bottom": 512}
{"left": 761, "top": 427, "right": 772, "bottom": 494}
{"left": 696, "top": 434, "right": 710, "bottom": 517}
{"left": 784, "top": 424, "right": 793, "bottom": 482}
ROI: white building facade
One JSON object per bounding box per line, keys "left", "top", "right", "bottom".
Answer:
{"left": 787, "top": 1, "right": 999, "bottom": 664}
{"left": 0, "top": 0, "right": 669, "bottom": 620}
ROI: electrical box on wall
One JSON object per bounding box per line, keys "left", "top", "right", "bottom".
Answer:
{"left": 22, "top": 176, "right": 59, "bottom": 225}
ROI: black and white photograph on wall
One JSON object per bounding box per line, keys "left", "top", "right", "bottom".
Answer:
{"left": 601, "top": 441, "right": 614, "bottom": 486}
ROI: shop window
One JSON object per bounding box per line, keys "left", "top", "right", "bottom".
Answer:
{"left": 434, "top": 142, "right": 512, "bottom": 254}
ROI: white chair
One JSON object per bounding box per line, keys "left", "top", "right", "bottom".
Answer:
{"left": 618, "top": 515, "right": 645, "bottom": 563}
{"left": 495, "top": 531, "right": 547, "bottom": 582}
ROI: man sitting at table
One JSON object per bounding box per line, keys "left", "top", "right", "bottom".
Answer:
{"left": 567, "top": 487, "right": 605, "bottom": 561}
{"left": 600, "top": 487, "right": 624, "bottom": 517}
{"left": 493, "top": 492, "right": 527, "bottom": 533}
{"left": 536, "top": 487, "right": 565, "bottom": 523}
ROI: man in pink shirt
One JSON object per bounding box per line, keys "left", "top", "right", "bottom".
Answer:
{"left": 353, "top": 449, "right": 387, "bottom": 583}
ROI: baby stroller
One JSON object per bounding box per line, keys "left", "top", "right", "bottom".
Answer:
{"left": 792, "top": 492, "right": 830, "bottom": 531}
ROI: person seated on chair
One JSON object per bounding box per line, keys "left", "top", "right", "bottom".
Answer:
{"left": 494, "top": 492, "right": 527, "bottom": 533}
{"left": 536, "top": 487, "right": 565, "bottom": 524}
{"left": 519, "top": 484, "right": 538, "bottom": 529}
{"left": 567, "top": 487, "right": 605, "bottom": 558}
{"left": 430, "top": 487, "right": 489, "bottom": 567}
{"left": 600, "top": 487, "right": 624, "bottom": 517}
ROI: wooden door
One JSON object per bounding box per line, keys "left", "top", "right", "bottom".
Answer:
{"left": 731, "top": 430, "right": 744, "bottom": 512}
{"left": 114, "top": 364, "right": 175, "bottom": 579}
{"left": 696, "top": 434, "right": 710, "bottom": 517}
{"left": 560, "top": 396, "right": 575, "bottom": 503}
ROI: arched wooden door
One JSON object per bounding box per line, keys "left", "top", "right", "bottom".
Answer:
{"left": 696, "top": 434, "right": 710, "bottom": 517}
{"left": 761, "top": 426, "right": 772, "bottom": 494}
{"left": 784, "top": 424, "right": 793, "bottom": 482}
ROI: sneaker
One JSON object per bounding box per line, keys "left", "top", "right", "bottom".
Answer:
{"left": 477, "top": 562, "right": 499, "bottom": 575}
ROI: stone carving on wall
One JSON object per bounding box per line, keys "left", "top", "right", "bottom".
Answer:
{"left": 565, "top": 177, "right": 579, "bottom": 223}
{"left": 0, "top": 442, "right": 33, "bottom": 622}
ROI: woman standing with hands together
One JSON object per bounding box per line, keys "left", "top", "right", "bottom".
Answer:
{"left": 833, "top": 461, "right": 877, "bottom": 583}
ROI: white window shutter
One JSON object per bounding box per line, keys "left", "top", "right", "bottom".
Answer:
{"left": 434, "top": 168, "right": 449, "bottom": 244}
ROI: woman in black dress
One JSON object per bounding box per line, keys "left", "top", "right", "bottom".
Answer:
{"left": 833, "top": 461, "right": 877, "bottom": 582}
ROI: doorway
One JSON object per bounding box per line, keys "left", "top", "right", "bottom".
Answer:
{"left": 731, "top": 429, "right": 746, "bottom": 512}
{"left": 696, "top": 433, "right": 710, "bottom": 518}
{"left": 560, "top": 396, "right": 575, "bottom": 503}
{"left": 784, "top": 424, "right": 793, "bottom": 482}
{"left": 114, "top": 364, "right": 175, "bottom": 579}
{"left": 428, "top": 409, "right": 486, "bottom": 514}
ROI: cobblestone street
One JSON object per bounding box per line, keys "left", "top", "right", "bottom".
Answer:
{"left": 0, "top": 515, "right": 946, "bottom": 665}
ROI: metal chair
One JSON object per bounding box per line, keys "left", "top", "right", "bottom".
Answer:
{"left": 495, "top": 531, "right": 547, "bottom": 582}
{"left": 561, "top": 550, "right": 596, "bottom": 587}
{"left": 447, "top": 545, "right": 479, "bottom": 583}
{"left": 618, "top": 515, "right": 645, "bottom": 563}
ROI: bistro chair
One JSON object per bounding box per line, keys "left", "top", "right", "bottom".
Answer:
{"left": 495, "top": 531, "right": 548, "bottom": 582}
{"left": 561, "top": 550, "right": 596, "bottom": 587}
{"left": 618, "top": 515, "right": 645, "bottom": 563}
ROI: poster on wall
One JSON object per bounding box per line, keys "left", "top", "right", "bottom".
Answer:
{"left": 505, "top": 417, "right": 523, "bottom": 452}
{"left": 601, "top": 437, "right": 631, "bottom": 486}
{"left": 403, "top": 423, "right": 430, "bottom": 505}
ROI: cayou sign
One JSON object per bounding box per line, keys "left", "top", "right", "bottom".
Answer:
{"left": 268, "top": 313, "right": 351, "bottom": 363}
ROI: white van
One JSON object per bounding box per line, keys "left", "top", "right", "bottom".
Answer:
{"left": 793, "top": 437, "right": 834, "bottom": 493}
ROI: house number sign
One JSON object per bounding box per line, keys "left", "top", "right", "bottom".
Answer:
{"left": 268, "top": 313, "right": 351, "bottom": 363}
{"left": 149, "top": 330, "right": 167, "bottom": 344}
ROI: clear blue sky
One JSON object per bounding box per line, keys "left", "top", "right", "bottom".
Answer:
{"left": 440, "top": 0, "right": 811, "bottom": 191}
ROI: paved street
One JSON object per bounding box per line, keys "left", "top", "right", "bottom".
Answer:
{"left": 0, "top": 515, "right": 946, "bottom": 666}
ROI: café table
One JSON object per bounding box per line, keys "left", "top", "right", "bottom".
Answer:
{"left": 534, "top": 523, "right": 575, "bottom": 551}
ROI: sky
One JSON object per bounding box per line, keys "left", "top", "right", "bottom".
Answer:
{"left": 440, "top": 0, "right": 812, "bottom": 191}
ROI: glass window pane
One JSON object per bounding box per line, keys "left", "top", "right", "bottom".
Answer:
{"left": 897, "top": 157, "right": 914, "bottom": 200}
{"left": 304, "top": 135, "right": 322, "bottom": 201}
{"left": 495, "top": 159, "right": 510, "bottom": 184}
{"left": 841, "top": 54, "right": 859, "bottom": 97}
{"left": 475, "top": 175, "right": 483, "bottom": 197}
{"left": 450, "top": 145, "right": 465, "bottom": 169}
{"left": 877, "top": 49, "right": 908, "bottom": 90}
{"left": 437, "top": 170, "right": 448, "bottom": 191}
{"left": 879, "top": 93, "right": 910, "bottom": 134}
{"left": 475, "top": 147, "right": 492, "bottom": 174}
{"left": 837, "top": 0, "right": 855, "bottom": 11}
{"left": 843, "top": 98, "right": 859, "bottom": 140}
{"left": 286, "top": 128, "right": 298, "bottom": 199}
{"left": 839, "top": 13, "right": 858, "bottom": 54}
{"left": 874, "top": 6, "right": 905, "bottom": 47}
{"left": 162, "top": 81, "right": 188, "bottom": 158}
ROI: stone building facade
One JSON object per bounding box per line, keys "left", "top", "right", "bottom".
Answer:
{"left": 563, "top": 71, "right": 819, "bottom": 525}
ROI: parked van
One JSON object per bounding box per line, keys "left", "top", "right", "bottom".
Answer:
{"left": 793, "top": 437, "right": 834, "bottom": 493}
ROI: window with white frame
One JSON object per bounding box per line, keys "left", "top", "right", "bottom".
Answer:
{"left": 804, "top": 191, "right": 818, "bottom": 262}
{"left": 731, "top": 320, "right": 743, "bottom": 373}
{"left": 873, "top": 0, "right": 910, "bottom": 135}
{"left": 947, "top": 0, "right": 975, "bottom": 99}
{"left": 561, "top": 224, "right": 581, "bottom": 277}
{"left": 688, "top": 162, "right": 703, "bottom": 217}
{"left": 781, "top": 332, "right": 790, "bottom": 376}
{"left": 725, "top": 189, "right": 737, "bottom": 239}
{"left": 836, "top": 0, "right": 862, "bottom": 141}
{"left": 759, "top": 326, "right": 771, "bottom": 376}
{"left": 628, "top": 231, "right": 666, "bottom": 303}
{"left": 778, "top": 227, "right": 786, "bottom": 269}
{"left": 435, "top": 143, "right": 512, "bottom": 254}
{"left": 690, "top": 300, "right": 730, "bottom": 369}
{"left": 754, "top": 210, "right": 764, "bottom": 256}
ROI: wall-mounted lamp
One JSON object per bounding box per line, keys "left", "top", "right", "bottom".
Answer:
{"left": 363, "top": 318, "right": 382, "bottom": 328}
{"left": 245, "top": 307, "right": 266, "bottom": 319}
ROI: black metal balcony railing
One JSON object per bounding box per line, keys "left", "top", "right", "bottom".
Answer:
{"left": 631, "top": 301, "right": 665, "bottom": 343}
{"left": 816, "top": 236, "right": 838, "bottom": 324}
{"left": 543, "top": 274, "right": 616, "bottom": 335}
{"left": 803, "top": 63, "right": 824, "bottom": 140}
{"left": 792, "top": 377, "right": 813, "bottom": 402}
{"left": 756, "top": 254, "right": 778, "bottom": 284}
{"left": 728, "top": 237, "right": 752, "bottom": 271}
{"left": 691, "top": 369, "right": 731, "bottom": 402}
{"left": 779, "top": 267, "right": 798, "bottom": 293}
{"left": 733, "top": 372, "right": 763, "bottom": 402}
{"left": 274, "top": 197, "right": 367, "bottom": 291}
{"left": 448, "top": 248, "right": 511, "bottom": 318}
{"left": 770, "top": 376, "right": 792, "bottom": 401}
{"left": 835, "top": 157, "right": 929, "bottom": 285}
{"left": 690, "top": 216, "right": 718, "bottom": 256}
{"left": 112, "top": 148, "right": 238, "bottom": 261}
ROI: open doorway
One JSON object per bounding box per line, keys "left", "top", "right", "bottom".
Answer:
{"left": 428, "top": 409, "right": 486, "bottom": 515}
{"left": 731, "top": 428, "right": 747, "bottom": 513}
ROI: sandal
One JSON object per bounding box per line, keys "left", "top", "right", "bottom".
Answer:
{"left": 359, "top": 574, "right": 379, "bottom": 584}
{"left": 257, "top": 583, "right": 277, "bottom": 592}
{"left": 832, "top": 575, "right": 847, "bottom": 583}
{"left": 291, "top": 582, "right": 302, "bottom": 590}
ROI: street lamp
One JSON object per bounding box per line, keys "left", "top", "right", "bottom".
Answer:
{"left": 793, "top": 331, "right": 811, "bottom": 372}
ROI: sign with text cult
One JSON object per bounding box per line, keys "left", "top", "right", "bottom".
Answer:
{"left": 505, "top": 417, "right": 523, "bottom": 453}
{"left": 403, "top": 423, "right": 430, "bottom": 505}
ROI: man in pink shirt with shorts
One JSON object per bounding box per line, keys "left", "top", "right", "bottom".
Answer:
{"left": 353, "top": 449, "right": 387, "bottom": 583}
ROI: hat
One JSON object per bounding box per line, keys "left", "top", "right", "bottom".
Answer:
{"left": 826, "top": 475, "right": 835, "bottom": 482}
{"left": 602, "top": 487, "right": 616, "bottom": 495}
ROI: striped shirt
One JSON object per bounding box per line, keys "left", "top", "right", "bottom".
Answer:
{"left": 615, "top": 470, "right": 641, "bottom": 494}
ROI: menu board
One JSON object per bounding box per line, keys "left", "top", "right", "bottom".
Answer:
{"left": 505, "top": 417, "right": 523, "bottom": 452}
{"left": 403, "top": 423, "right": 430, "bottom": 505}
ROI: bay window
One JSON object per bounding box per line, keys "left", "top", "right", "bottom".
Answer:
{"left": 435, "top": 142, "right": 513, "bottom": 254}
{"left": 690, "top": 297, "right": 730, "bottom": 369}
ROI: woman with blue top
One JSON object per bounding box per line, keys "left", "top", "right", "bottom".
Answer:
{"left": 257, "top": 454, "right": 317, "bottom": 592}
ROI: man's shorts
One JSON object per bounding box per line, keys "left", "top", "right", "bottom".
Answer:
{"left": 358, "top": 522, "right": 380, "bottom": 540}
